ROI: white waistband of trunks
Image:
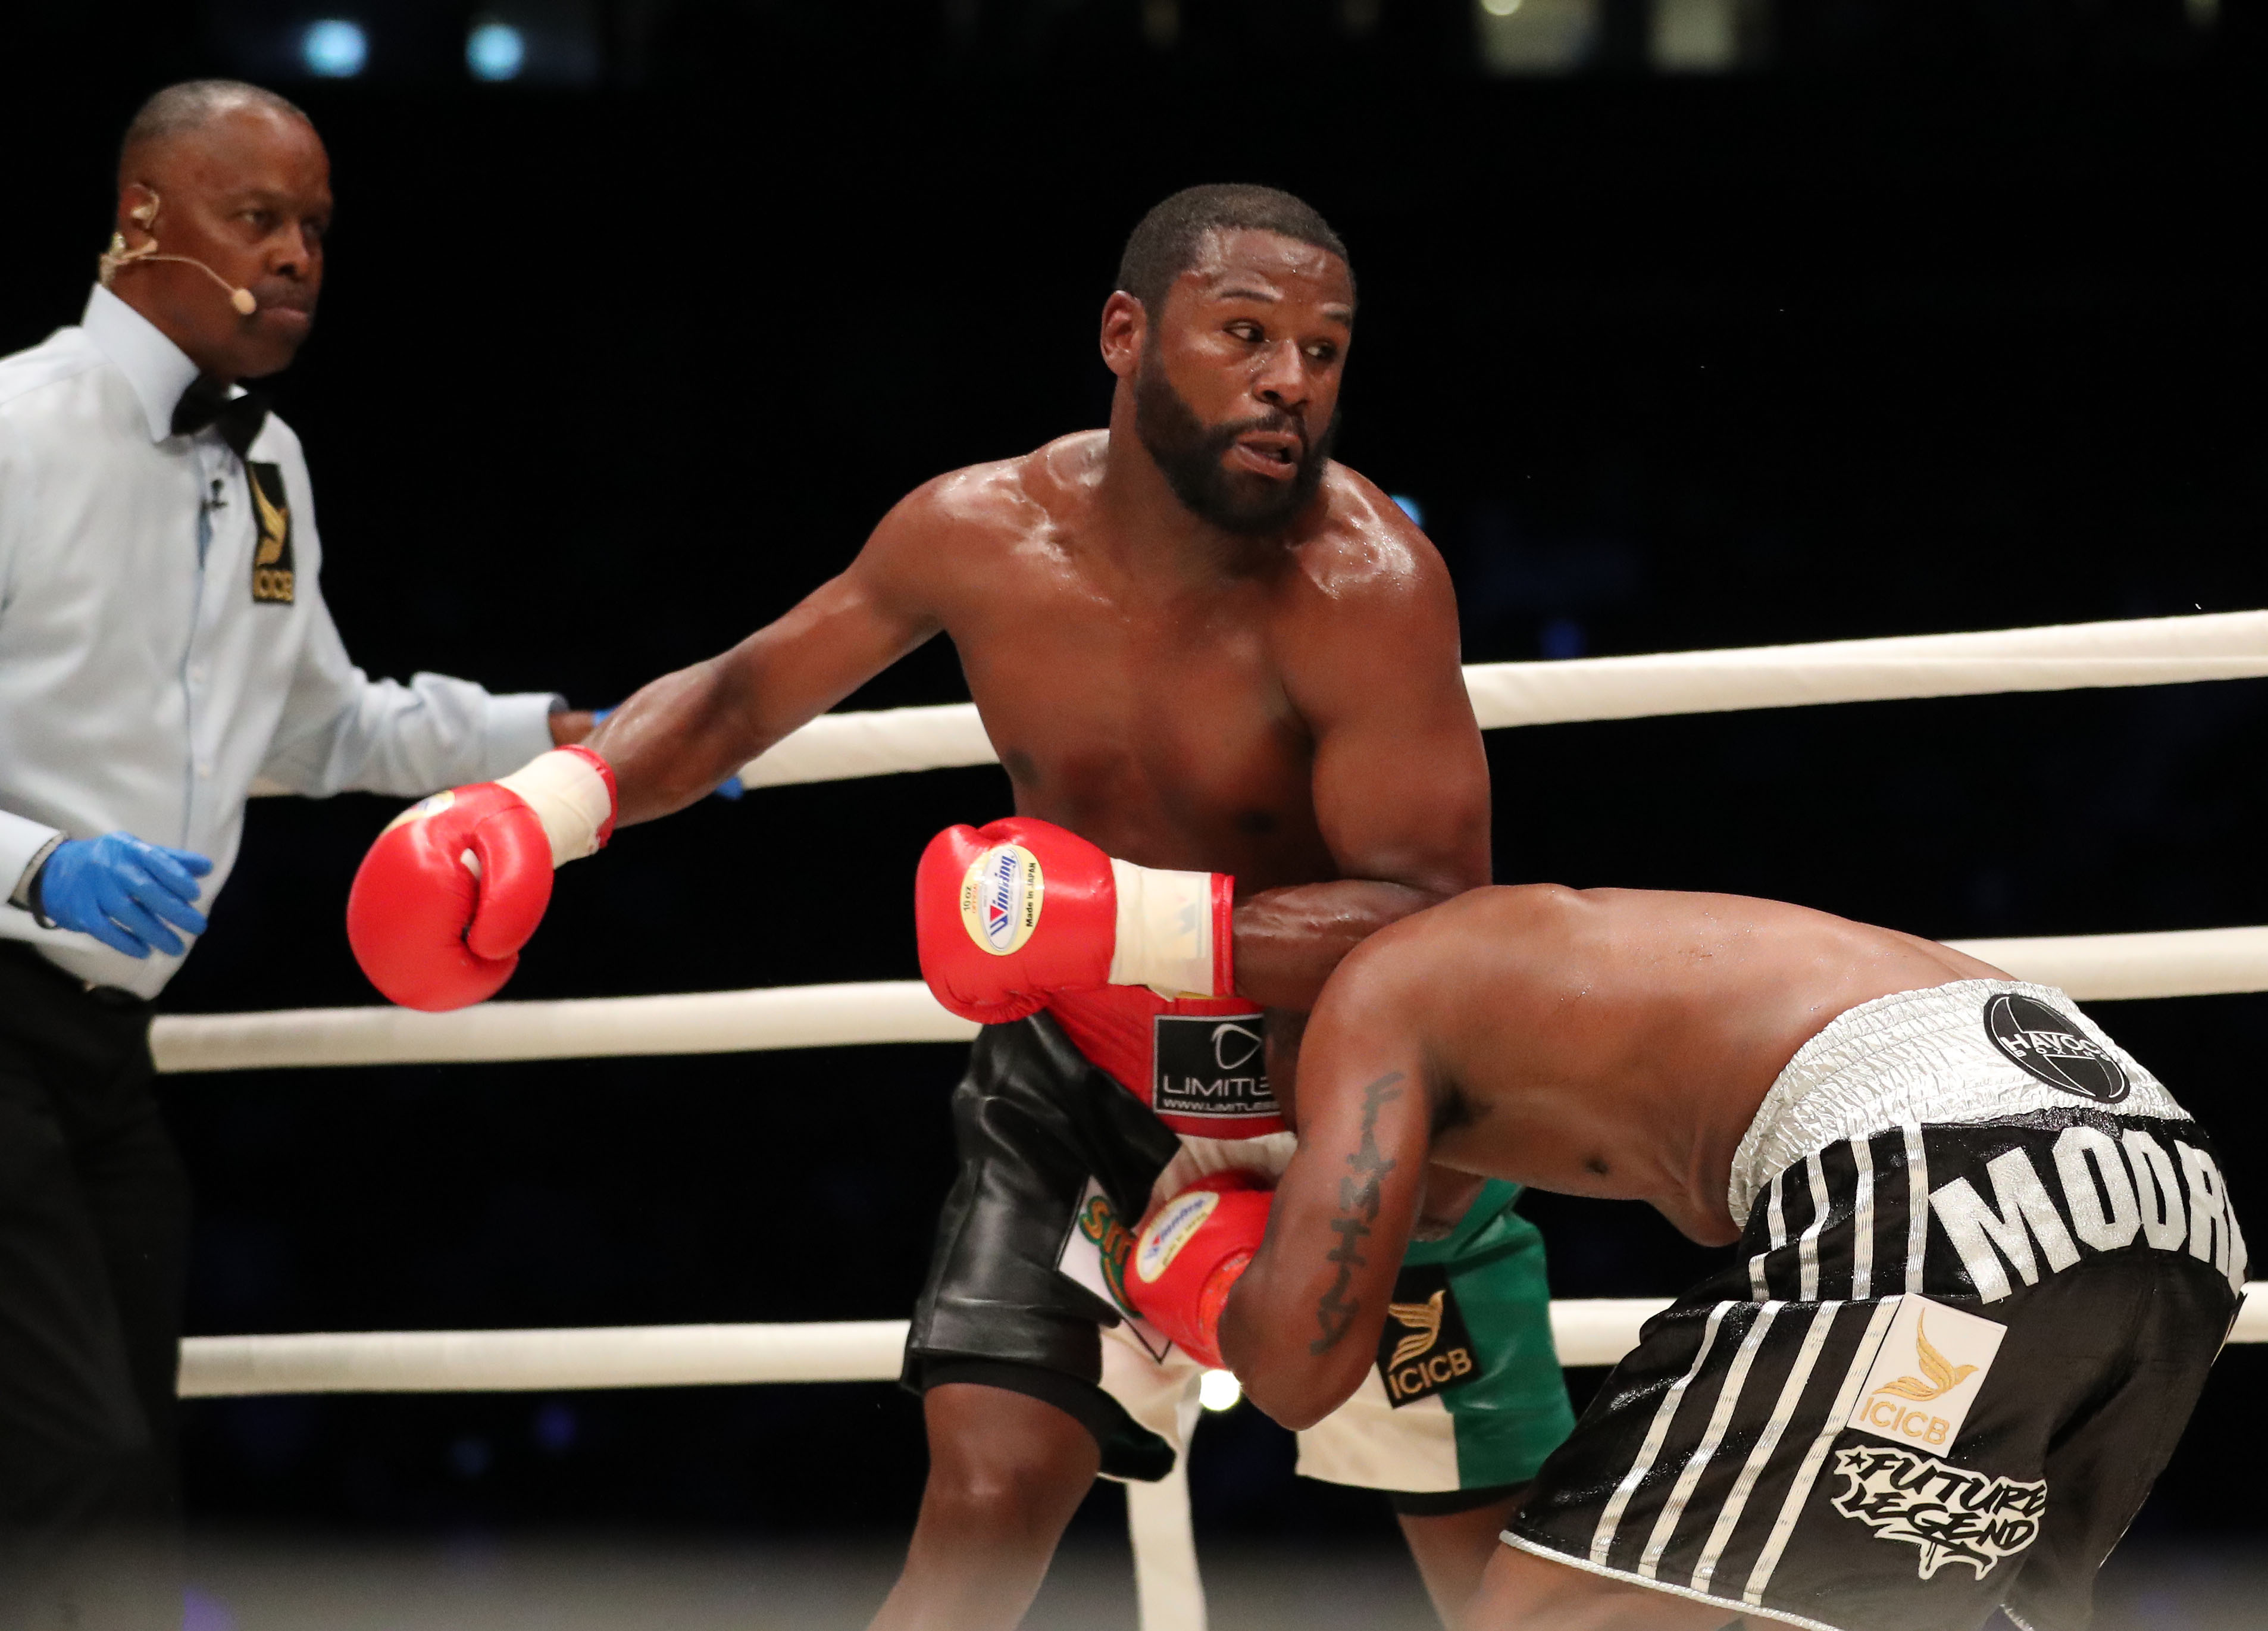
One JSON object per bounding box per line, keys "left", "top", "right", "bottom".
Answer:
{"left": 1725, "top": 978, "right": 2191, "bottom": 1224}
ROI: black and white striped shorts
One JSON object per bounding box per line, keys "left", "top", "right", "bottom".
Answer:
{"left": 1504, "top": 1108, "right": 2244, "bottom": 1631}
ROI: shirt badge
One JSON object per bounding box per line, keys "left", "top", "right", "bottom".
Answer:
{"left": 247, "top": 461, "right": 295, "bottom": 604}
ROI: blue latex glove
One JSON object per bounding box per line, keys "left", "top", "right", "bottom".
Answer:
{"left": 36, "top": 833, "right": 214, "bottom": 958}
{"left": 592, "top": 707, "right": 743, "bottom": 800}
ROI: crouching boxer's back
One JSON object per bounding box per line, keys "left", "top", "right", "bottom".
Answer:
{"left": 1224, "top": 885, "right": 2245, "bottom": 1631}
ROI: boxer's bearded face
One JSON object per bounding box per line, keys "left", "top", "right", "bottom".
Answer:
{"left": 1134, "top": 354, "right": 1339, "bottom": 535}
{"left": 1125, "top": 229, "right": 1354, "bottom": 537}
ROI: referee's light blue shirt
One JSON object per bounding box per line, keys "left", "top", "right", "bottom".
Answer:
{"left": 0, "top": 286, "right": 560, "bottom": 996}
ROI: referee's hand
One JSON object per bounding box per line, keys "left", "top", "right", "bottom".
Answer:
{"left": 35, "top": 833, "right": 213, "bottom": 958}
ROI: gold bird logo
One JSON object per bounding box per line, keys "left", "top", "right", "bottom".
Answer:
{"left": 1387, "top": 1290, "right": 1445, "bottom": 1369}
{"left": 251, "top": 473, "right": 289, "bottom": 566}
{"left": 1871, "top": 1314, "right": 1980, "bottom": 1403}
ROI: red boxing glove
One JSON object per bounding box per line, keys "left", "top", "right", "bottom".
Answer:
{"left": 348, "top": 746, "right": 616, "bottom": 1011}
{"left": 1125, "top": 1172, "right": 1273, "bottom": 1370}
{"left": 914, "top": 816, "right": 1235, "bottom": 1025}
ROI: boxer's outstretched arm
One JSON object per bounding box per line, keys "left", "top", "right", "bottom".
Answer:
{"left": 1234, "top": 505, "right": 1491, "bottom": 1010}
{"left": 348, "top": 492, "right": 954, "bottom": 1010}
{"left": 589, "top": 498, "right": 947, "bottom": 824}
{"left": 1222, "top": 955, "right": 1432, "bottom": 1429}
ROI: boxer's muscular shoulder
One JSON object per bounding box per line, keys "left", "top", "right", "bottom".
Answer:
{"left": 1285, "top": 463, "right": 1451, "bottom": 611}
{"left": 856, "top": 433, "right": 1099, "bottom": 604}
{"left": 1273, "top": 463, "right": 1459, "bottom": 663}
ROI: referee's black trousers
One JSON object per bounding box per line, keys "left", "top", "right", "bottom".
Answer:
{"left": 0, "top": 944, "right": 188, "bottom": 1629}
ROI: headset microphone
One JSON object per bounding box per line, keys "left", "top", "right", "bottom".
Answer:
{"left": 98, "top": 193, "right": 258, "bottom": 316}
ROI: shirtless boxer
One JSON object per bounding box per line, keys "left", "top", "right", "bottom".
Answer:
{"left": 345, "top": 186, "right": 1573, "bottom": 1627}
{"left": 1155, "top": 885, "right": 2244, "bottom": 1630}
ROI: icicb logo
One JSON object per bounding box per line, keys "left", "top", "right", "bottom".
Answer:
{"left": 959, "top": 843, "right": 1042, "bottom": 956}
{"left": 1830, "top": 1445, "right": 2045, "bottom": 1580}
{"left": 1135, "top": 1189, "right": 1219, "bottom": 1283}
{"left": 1983, "top": 993, "right": 2128, "bottom": 1103}
{"left": 1374, "top": 1266, "right": 1478, "bottom": 1407}
{"left": 1847, "top": 1297, "right": 2005, "bottom": 1451}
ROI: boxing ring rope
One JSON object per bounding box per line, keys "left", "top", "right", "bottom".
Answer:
{"left": 174, "top": 1299, "right": 1689, "bottom": 1398}
{"left": 191, "top": 608, "right": 2268, "bottom": 1631}
{"left": 176, "top": 1288, "right": 2268, "bottom": 1400}
{"left": 233, "top": 607, "right": 2268, "bottom": 800}
{"left": 152, "top": 979, "right": 978, "bottom": 1072}
{"left": 729, "top": 607, "right": 2268, "bottom": 789}
{"left": 142, "top": 926, "right": 2268, "bottom": 1073}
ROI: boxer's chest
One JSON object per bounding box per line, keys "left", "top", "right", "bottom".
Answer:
{"left": 948, "top": 570, "right": 1334, "bottom": 886}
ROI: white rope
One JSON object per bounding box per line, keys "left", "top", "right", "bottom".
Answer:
{"left": 1549, "top": 1297, "right": 1673, "bottom": 1367}
{"left": 147, "top": 925, "right": 2268, "bottom": 1073}
{"left": 170, "top": 1299, "right": 1662, "bottom": 1397}
{"left": 177, "top": 1319, "right": 909, "bottom": 1396}
{"left": 730, "top": 610, "right": 2268, "bottom": 789}
{"left": 741, "top": 701, "right": 998, "bottom": 789}
{"left": 1455, "top": 610, "right": 2268, "bottom": 734}
{"left": 238, "top": 608, "right": 2268, "bottom": 799}
{"left": 151, "top": 980, "right": 976, "bottom": 1073}
{"left": 1944, "top": 926, "right": 2268, "bottom": 1002}
{"left": 172, "top": 1286, "right": 2265, "bottom": 1397}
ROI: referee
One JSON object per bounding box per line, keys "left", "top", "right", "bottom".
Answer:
{"left": 0, "top": 82, "right": 590, "bottom": 1623}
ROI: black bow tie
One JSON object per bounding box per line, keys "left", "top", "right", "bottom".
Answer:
{"left": 171, "top": 379, "right": 269, "bottom": 462}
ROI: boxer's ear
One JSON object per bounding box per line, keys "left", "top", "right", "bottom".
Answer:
{"left": 1099, "top": 289, "right": 1145, "bottom": 379}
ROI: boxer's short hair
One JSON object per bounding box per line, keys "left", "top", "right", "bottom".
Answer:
{"left": 1115, "top": 183, "right": 1353, "bottom": 315}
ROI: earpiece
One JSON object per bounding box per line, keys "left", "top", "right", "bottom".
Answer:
{"left": 98, "top": 192, "right": 259, "bottom": 318}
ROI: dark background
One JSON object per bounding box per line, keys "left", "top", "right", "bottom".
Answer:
{"left": 4, "top": 0, "right": 2263, "bottom": 1582}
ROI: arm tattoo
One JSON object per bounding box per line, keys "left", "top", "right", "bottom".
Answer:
{"left": 1309, "top": 1071, "right": 1404, "bottom": 1356}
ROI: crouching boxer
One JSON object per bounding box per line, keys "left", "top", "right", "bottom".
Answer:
{"left": 345, "top": 184, "right": 1573, "bottom": 1629}
{"left": 1215, "top": 884, "right": 2245, "bottom": 1631}
{"left": 913, "top": 818, "right": 1575, "bottom": 1616}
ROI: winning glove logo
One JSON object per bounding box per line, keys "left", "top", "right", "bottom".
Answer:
{"left": 1135, "top": 1189, "right": 1221, "bottom": 1283}
{"left": 1829, "top": 1445, "right": 2045, "bottom": 1580}
{"left": 959, "top": 843, "right": 1042, "bottom": 955}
